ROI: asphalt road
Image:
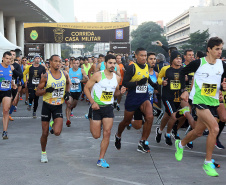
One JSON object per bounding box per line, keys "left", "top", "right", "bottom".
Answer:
{"left": 0, "top": 95, "right": 226, "bottom": 185}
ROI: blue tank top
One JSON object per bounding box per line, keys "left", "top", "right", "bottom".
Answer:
{"left": 0, "top": 64, "right": 12, "bottom": 91}
{"left": 69, "top": 68, "right": 83, "bottom": 92}
{"left": 148, "top": 70, "right": 157, "bottom": 101}
{"left": 100, "top": 61, "right": 117, "bottom": 71}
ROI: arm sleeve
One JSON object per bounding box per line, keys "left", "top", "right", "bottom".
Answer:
{"left": 180, "top": 59, "right": 201, "bottom": 89}
{"left": 122, "top": 64, "right": 137, "bottom": 88}
{"left": 13, "top": 64, "right": 23, "bottom": 80}
{"left": 23, "top": 65, "right": 31, "bottom": 82}
{"left": 157, "top": 66, "right": 168, "bottom": 85}
{"left": 162, "top": 45, "right": 169, "bottom": 53}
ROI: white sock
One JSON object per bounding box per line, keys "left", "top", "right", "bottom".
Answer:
{"left": 158, "top": 129, "right": 162, "bottom": 134}
{"left": 179, "top": 141, "right": 185, "bottom": 149}
{"left": 204, "top": 159, "right": 212, "bottom": 164}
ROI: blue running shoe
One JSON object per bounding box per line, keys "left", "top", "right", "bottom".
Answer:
{"left": 97, "top": 159, "right": 109, "bottom": 168}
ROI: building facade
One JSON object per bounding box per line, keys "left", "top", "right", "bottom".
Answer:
{"left": 0, "top": 0, "right": 74, "bottom": 59}
{"left": 166, "top": 0, "right": 226, "bottom": 49}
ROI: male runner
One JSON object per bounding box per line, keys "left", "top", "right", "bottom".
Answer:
{"left": 156, "top": 51, "right": 194, "bottom": 146}
{"left": 175, "top": 37, "right": 226, "bottom": 177}
{"left": 84, "top": 54, "right": 125, "bottom": 168}
{"left": 36, "top": 54, "right": 70, "bottom": 163}
{"left": 23, "top": 55, "right": 46, "bottom": 118}
{"left": 115, "top": 48, "right": 158, "bottom": 153}
{"left": 66, "top": 58, "right": 88, "bottom": 127}
{"left": 0, "top": 52, "right": 14, "bottom": 139}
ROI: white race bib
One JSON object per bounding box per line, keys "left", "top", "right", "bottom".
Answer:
{"left": 1, "top": 80, "right": 10, "bottom": 89}
{"left": 71, "top": 83, "right": 79, "bottom": 90}
{"left": 52, "top": 88, "right": 64, "bottom": 98}
{"left": 32, "top": 78, "right": 40, "bottom": 85}
{"left": 136, "top": 85, "right": 147, "bottom": 93}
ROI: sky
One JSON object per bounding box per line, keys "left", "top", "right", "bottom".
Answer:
{"left": 74, "top": 0, "right": 200, "bottom": 25}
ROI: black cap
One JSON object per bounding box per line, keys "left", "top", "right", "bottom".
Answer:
{"left": 170, "top": 51, "right": 182, "bottom": 63}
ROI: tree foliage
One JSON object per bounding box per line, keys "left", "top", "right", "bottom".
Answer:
{"left": 131, "top": 21, "right": 168, "bottom": 53}
{"left": 180, "top": 29, "right": 210, "bottom": 54}
{"left": 83, "top": 43, "right": 95, "bottom": 53}
{"left": 61, "top": 43, "right": 72, "bottom": 59}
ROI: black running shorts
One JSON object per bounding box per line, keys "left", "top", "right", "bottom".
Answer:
{"left": 194, "top": 104, "right": 218, "bottom": 118}
{"left": 0, "top": 90, "right": 11, "bottom": 103}
{"left": 70, "top": 92, "right": 81, "bottom": 100}
{"left": 88, "top": 104, "right": 114, "bottom": 120}
{"left": 41, "top": 101, "right": 63, "bottom": 122}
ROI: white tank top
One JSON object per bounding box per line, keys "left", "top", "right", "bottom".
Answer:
{"left": 91, "top": 70, "right": 118, "bottom": 105}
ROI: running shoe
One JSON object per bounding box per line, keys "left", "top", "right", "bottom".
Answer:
{"left": 86, "top": 98, "right": 89, "bottom": 102}
{"left": 2, "top": 131, "right": 8, "bottom": 139}
{"left": 19, "top": 97, "right": 23, "bottom": 101}
{"left": 85, "top": 113, "right": 88, "bottom": 119}
{"left": 25, "top": 101, "right": 28, "bottom": 105}
{"left": 33, "top": 112, "right": 37, "bottom": 119}
{"left": 70, "top": 112, "right": 74, "bottom": 117}
{"left": 176, "top": 106, "right": 190, "bottom": 118}
{"left": 127, "top": 123, "right": 132, "bottom": 130}
{"left": 212, "top": 159, "right": 220, "bottom": 168}
{"left": 97, "top": 159, "right": 109, "bottom": 168}
{"left": 165, "top": 133, "right": 172, "bottom": 146}
{"left": 116, "top": 105, "right": 120, "bottom": 111}
{"left": 175, "top": 140, "right": 184, "bottom": 161}
{"left": 41, "top": 152, "right": 48, "bottom": 163}
{"left": 186, "top": 141, "right": 193, "bottom": 149}
{"left": 14, "top": 106, "right": 17, "bottom": 112}
{"left": 215, "top": 139, "right": 225, "bottom": 149}
{"left": 49, "top": 121, "right": 54, "bottom": 134}
{"left": 171, "top": 129, "right": 180, "bottom": 140}
{"left": 137, "top": 140, "right": 150, "bottom": 153}
{"left": 203, "top": 130, "right": 209, "bottom": 136}
{"left": 155, "top": 127, "right": 162, "bottom": 143}
{"left": 66, "top": 120, "right": 71, "bottom": 127}
{"left": 27, "top": 104, "right": 32, "bottom": 111}
{"left": 115, "top": 134, "right": 121, "bottom": 150}
{"left": 9, "top": 116, "right": 14, "bottom": 121}
{"left": 203, "top": 162, "right": 219, "bottom": 177}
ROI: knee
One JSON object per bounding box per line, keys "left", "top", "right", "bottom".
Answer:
{"left": 103, "top": 129, "right": 111, "bottom": 138}
{"left": 41, "top": 131, "right": 49, "bottom": 138}
{"left": 145, "top": 114, "right": 154, "bottom": 123}
{"left": 54, "top": 130, "right": 61, "bottom": 136}
{"left": 209, "top": 126, "right": 219, "bottom": 136}
{"left": 92, "top": 132, "right": 101, "bottom": 139}
{"left": 220, "top": 116, "right": 226, "bottom": 122}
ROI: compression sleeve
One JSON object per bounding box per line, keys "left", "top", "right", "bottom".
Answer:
{"left": 180, "top": 59, "right": 201, "bottom": 90}
{"left": 122, "top": 64, "right": 137, "bottom": 88}
{"left": 157, "top": 66, "right": 169, "bottom": 85}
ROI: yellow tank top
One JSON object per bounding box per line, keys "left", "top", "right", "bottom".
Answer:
{"left": 43, "top": 70, "right": 66, "bottom": 105}
{"left": 130, "top": 63, "right": 149, "bottom": 82}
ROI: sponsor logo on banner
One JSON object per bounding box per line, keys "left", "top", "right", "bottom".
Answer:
{"left": 116, "top": 29, "right": 123, "bottom": 39}
{"left": 53, "top": 28, "right": 65, "bottom": 43}
{"left": 30, "top": 30, "right": 38, "bottom": 40}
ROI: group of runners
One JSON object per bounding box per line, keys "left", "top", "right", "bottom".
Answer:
{"left": 0, "top": 36, "right": 225, "bottom": 177}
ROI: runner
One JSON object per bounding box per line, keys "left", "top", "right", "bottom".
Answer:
{"left": 23, "top": 55, "right": 46, "bottom": 118}
{"left": 36, "top": 54, "right": 70, "bottom": 163}
{"left": 65, "top": 58, "right": 88, "bottom": 127}
{"left": 84, "top": 54, "right": 126, "bottom": 168}
{"left": 155, "top": 51, "right": 194, "bottom": 146}
{"left": 0, "top": 52, "right": 14, "bottom": 139}
{"left": 175, "top": 37, "right": 226, "bottom": 177}
{"left": 115, "top": 48, "right": 158, "bottom": 153}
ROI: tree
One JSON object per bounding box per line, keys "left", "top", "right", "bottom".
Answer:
{"left": 131, "top": 21, "right": 168, "bottom": 54}
{"left": 180, "top": 29, "right": 210, "bottom": 54}
{"left": 83, "top": 43, "right": 95, "bottom": 54}
{"left": 61, "top": 43, "right": 72, "bottom": 59}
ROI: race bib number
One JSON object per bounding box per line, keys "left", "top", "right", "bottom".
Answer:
{"left": 1, "top": 80, "right": 10, "bottom": 88}
{"left": 71, "top": 83, "right": 79, "bottom": 90}
{"left": 100, "top": 91, "right": 113, "bottom": 102}
{"left": 201, "top": 83, "right": 217, "bottom": 97}
{"left": 136, "top": 85, "right": 147, "bottom": 93}
{"left": 170, "top": 80, "right": 181, "bottom": 90}
{"left": 32, "top": 78, "right": 40, "bottom": 85}
{"left": 52, "top": 88, "right": 64, "bottom": 98}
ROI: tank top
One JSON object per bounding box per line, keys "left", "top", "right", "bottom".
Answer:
{"left": 43, "top": 70, "right": 66, "bottom": 105}
{"left": 83, "top": 63, "right": 91, "bottom": 75}
{"left": 91, "top": 71, "right": 118, "bottom": 105}
{"left": 69, "top": 68, "right": 83, "bottom": 92}
{"left": 0, "top": 64, "right": 12, "bottom": 91}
